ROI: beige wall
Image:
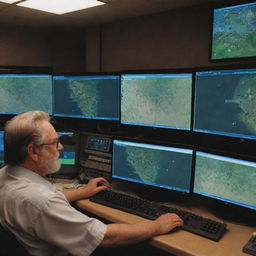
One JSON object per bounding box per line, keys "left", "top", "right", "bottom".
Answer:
{"left": 0, "top": 25, "right": 86, "bottom": 73}
{"left": 49, "top": 30, "right": 86, "bottom": 74}
{"left": 86, "top": 5, "right": 256, "bottom": 72}
{"left": 1, "top": 4, "right": 255, "bottom": 73}
{"left": 102, "top": 6, "right": 209, "bottom": 71}
{"left": 85, "top": 26, "right": 101, "bottom": 72}
{"left": 0, "top": 25, "right": 51, "bottom": 67}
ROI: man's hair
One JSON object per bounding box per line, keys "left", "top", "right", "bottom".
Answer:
{"left": 4, "top": 111, "right": 53, "bottom": 165}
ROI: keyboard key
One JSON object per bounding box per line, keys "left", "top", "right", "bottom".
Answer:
{"left": 90, "top": 189, "right": 227, "bottom": 241}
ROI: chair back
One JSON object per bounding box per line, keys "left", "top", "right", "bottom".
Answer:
{"left": 0, "top": 224, "right": 30, "bottom": 256}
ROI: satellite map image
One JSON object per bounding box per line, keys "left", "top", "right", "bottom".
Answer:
{"left": 113, "top": 141, "right": 192, "bottom": 192}
{"left": 194, "top": 153, "right": 256, "bottom": 208}
{"left": 212, "top": 3, "right": 256, "bottom": 59}
{"left": 121, "top": 75, "right": 192, "bottom": 129}
{"left": 194, "top": 71, "right": 256, "bottom": 138}
{"left": 0, "top": 75, "right": 52, "bottom": 114}
{"left": 54, "top": 76, "right": 119, "bottom": 119}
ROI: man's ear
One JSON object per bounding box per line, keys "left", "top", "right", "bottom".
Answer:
{"left": 27, "top": 144, "right": 39, "bottom": 162}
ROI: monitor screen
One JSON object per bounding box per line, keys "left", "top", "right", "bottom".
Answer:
{"left": 194, "top": 151, "right": 256, "bottom": 211}
{"left": 53, "top": 75, "right": 120, "bottom": 120}
{"left": 0, "top": 74, "right": 52, "bottom": 114}
{"left": 0, "top": 131, "right": 4, "bottom": 164}
{"left": 211, "top": 2, "right": 256, "bottom": 60}
{"left": 194, "top": 68, "right": 256, "bottom": 139}
{"left": 49, "top": 132, "right": 77, "bottom": 179}
{"left": 112, "top": 140, "right": 193, "bottom": 193}
{"left": 58, "top": 132, "right": 76, "bottom": 166}
{"left": 121, "top": 73, "right": 192, "bottom": 130}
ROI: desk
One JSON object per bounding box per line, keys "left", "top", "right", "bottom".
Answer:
{"left": 77, "top": 199, "right": 255, "bottom": 256}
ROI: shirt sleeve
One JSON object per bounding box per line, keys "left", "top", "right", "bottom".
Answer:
{"left": 34, "top": 192, "right": 107, "bottom": 256}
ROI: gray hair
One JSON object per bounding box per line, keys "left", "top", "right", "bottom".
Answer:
{"left": 4, "top": 111, "right": 53, "bottom": 165}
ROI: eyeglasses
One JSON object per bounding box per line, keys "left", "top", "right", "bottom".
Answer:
{"left": 37, "top": 137, "right": 61, "bottom": 149}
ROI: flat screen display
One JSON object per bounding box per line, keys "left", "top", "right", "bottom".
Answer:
{"left": 53, "top": 75, "right": 120, "bottom": 120}
{"left": 0, "top": 131, "right": 4, "bottom": 164}
{"left": 0, "top": 74, "right": 52, "bottom": 114}
{"left": 211, "top": 2, "right": 256, "bottom": 60}
{"left": 194, "top": 151, "right": 256, "bottom": 211}
{"left": 49, "top": 132, "right": 77, "bottom": 179}
{"left": 121, "top": 73, "right": 192, "bottom": 130}
{"left": 112, "top": 140, "right": 193, "bottom": 193}
{"left": 58, "top": 132, "right": 76, "bottom": 165}
{"left": 194, "top": 68, "right": 256, "bottom": 139}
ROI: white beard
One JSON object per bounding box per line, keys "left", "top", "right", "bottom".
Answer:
{"left": 38, "top": 151, "right": 61, "bottom": 175}
{"left": 45, "top": 159, "right": 61, "bottom": 174}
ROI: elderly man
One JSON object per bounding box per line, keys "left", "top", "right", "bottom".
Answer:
{"left": 0, "top": 110, "right": 183, "bottom": 256}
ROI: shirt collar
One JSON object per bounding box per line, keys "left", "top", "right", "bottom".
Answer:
{"left": 5, "top": 165, "right": 54, "bottom": 189}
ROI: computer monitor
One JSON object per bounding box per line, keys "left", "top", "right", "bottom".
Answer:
{"left": 49, "top": 132, "right": 77, "bottom": 179}
{"left": 0, "top": 73, "right": 52, "bottom": 114}
{"left": 58, "top": 132, "right": 76, "bottom": 165}
{"left": 53, "top": 75, "right": 120, "bottom": 120}
{"left": 194, "top": 151, "right": 256, "bottom": 213}
{"left": 0, "top": 131, "right": 4, "bottom": 165}
{"left": 112, "top": 140, "right": 193, "bottom": 193}
{"left": 121, "top": 73, "right": 192, "bottom": 130}
{"left": 211, "top": 2, "right": 256, "bottom": 61}
{"left": 194, "top": 68, "right": 256, "bottom": 139}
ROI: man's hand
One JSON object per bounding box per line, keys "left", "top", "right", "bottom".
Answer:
{"left": 100, "top": 213, "right": 183, "bottom": 247}
{"left": 82, "top": 177, "right": 110, "bottom": 198}
{"left": 62, "top": 177, "right": 110, "bottom": 202}
{"left": 154, "top": 213, "right": 183, "bottom": 235}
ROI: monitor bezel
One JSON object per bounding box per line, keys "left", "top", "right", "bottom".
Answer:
{"left": 52, "top": 72, "right": 121, "bottom": 121}
{"left": 58, "top": 131, "right": 77, "bottom": 166}
{"left": 209, "top": 0, "right": 256, "bottom": 62}
{"left": 120, "top": 68, "right": 194, "bottom": 131}
{"left": 192, "top": 148, "right": 256, "bottom": 225}
{"left": 0, "top": 130, "right": 4, "bottom": 166}
{"left": 193, "top": 65, "right": 256, "bottom": 141}
{"left": 47, "top": 131, "right": 79, "bottom": 179}
{"left": 111, "top": 138, "right": 194, "bottom": 195}
{"left": 0, "top": 71, "right": 53, "bottom": 115}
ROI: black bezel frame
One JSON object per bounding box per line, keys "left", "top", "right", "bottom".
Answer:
{"left": 209, "top": 0, "right": 256, "bottom": 62}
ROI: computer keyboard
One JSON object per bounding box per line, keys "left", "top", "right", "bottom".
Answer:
{"left": 90, "top": 189, "right": 227, "bottom": 241}
{"left": 243, "top": 233, "right": 256, "bottom": 255}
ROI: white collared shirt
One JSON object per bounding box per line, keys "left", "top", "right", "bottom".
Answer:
{"left": 0, "top": 165, "right": 106, "bottom": 256}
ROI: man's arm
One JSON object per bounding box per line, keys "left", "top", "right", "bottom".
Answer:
{"left": 62, "top": 177, "right": 109, "bottom": 202}
{"left": 100, "top": 213, "right": 183, "bottom": 247}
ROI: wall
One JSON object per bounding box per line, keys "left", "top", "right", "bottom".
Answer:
{"left": 0, "top": 24, "right": 86, "bottom": 73}
{"left": 1, "top": 3, "right": 255, "bottom": 73}
{"left": 86, "top": 4, "right": 256, "bottom": 72}
{"left": 49, "top": 29, "right": 86, "bottom": 74}
{"left": 85, "top": 26, "right": 101, "bottom": 72}
{"left": 0, "top": 25, "right": 51, "bottom": 68}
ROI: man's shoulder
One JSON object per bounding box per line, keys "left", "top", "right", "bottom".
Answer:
{"left": 1, "top": 166, "right": 62, "bottom": 209}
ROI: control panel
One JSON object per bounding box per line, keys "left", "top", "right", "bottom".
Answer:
{"left": 78, "top": 132, "right": 113, "bottom": 181}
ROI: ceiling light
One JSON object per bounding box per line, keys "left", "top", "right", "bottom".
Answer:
{"left": 0, "top": 0, "right": 20, "bottom": 3}
{"left": 17, "top": 0, "right": 105, "bottom": 15}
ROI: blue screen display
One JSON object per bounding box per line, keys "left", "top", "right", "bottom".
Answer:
{"left": 58, "top": 132, "right": 76, "bottom": 165}
{"left": 53, "top": 75, "right": 120, "bottom": 120}
{"left": 0, "top": 131, "right": 3, "bottom": 163}
{"left": 212, "top": 2, "right": 256, "bottom": 60}
{"left": 112, "top": 140, "right": 193, "bottom": 193}
{"left": 194, "top": 69, "right": 256, "bottom": 139}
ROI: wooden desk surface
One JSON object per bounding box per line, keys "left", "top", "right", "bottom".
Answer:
{"left": 77, "top": 199, "right": 256, "bottom": 256}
